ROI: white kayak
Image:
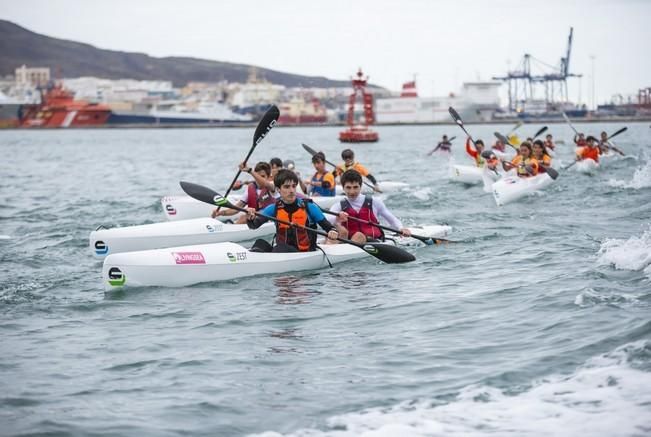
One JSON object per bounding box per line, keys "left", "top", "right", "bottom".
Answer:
{"left": 492, "top": 172, "right": 555, "bottom": 206}
{"left": 89, "top": 219, "right": 275, "bottom": 258}
{"left": 449, "top": 164, "right": 483, "bottom": 185}
{"left": 335, "top": 181, "right": 409, "bottom": 195}
{"left": 161, "top": 195, "right": 344, "bottom": 221}
{"left": 574, "top": 158, "right": 600, "bottom": 174}
{"left": 599, "top": 151, "right": 618, "bottom": 167}
{"left": 102, "top": 225, "right": 451, "bottom": 289}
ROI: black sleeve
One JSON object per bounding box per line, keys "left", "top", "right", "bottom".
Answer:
{"left": 247, "top": 215, "right": 268, "bottom": 229}
{"left": 366, "top": 174, "right": 378, "bottom": 185}
{"left": 316, "top": 218, "right": 335, "bottom": 232}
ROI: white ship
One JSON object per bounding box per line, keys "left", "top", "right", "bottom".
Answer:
{"left": 375, "top": 81, "right": 501, "bottom": 123}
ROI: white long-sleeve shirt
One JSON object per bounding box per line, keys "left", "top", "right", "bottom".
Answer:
{"left": 327, "top": 194, "right": 403, "bottom": 229}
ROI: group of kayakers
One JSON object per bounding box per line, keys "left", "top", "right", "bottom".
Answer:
{"left": 212, "top": 148, "right": 409, "bottom": 254}
{"left": 434, "top": 126, "right": 623, "bottom": 179}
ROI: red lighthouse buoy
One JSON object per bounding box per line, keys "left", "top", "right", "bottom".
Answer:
{"left": 339, "top": 68, "right": 379, "bottom": 143}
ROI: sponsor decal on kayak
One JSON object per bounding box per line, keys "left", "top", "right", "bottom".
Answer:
{"left": 206, "top": 224, "right": 223, "bottom": 233}
{"left": 362, "top": 244, "right": 378, "bottom": 254}
{"left": 108, "top": 267, "right": 126, "bottom": 286}
{"left": 172, "top": 251, "right": 206, "bottom": 264}
{"left": 94, "top": 240, "right": 108, "bottom": 255}
{"left": 227, "top": 251, "right": 247, "bottom": 262}
{"left": 165, "top": 204, "right": 177, "bottom": 215}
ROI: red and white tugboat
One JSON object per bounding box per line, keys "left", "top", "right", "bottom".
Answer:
{"left": 339, "top": 69, "right": 379, "bottom": 143}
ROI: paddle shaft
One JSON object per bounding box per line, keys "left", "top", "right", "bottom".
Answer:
{"left": 301, "top": 143, "right": 377, "bottom": 191}
{"left": 319, "top": 207, "right": 453, "bottom": 245}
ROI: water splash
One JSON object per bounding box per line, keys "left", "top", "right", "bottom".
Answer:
{"left": 597, "top": 228, "right": 651, "bottom": 279}
{"left": 608, "top": 160, "right": 651, "bottom": 189}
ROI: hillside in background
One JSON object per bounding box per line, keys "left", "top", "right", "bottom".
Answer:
{"left": 0, "top": 20, "right": 358, "bottom": 88}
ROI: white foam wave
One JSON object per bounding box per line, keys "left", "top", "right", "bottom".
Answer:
{"left": 253, "top": 341, "right": 651, "bottom": 437}
{"left": 0, "top": 235, "right": 11, "bottom": 239}
{"left": 597, "top": 228, "right": 651, "bottom": 278}
{"left": 409, "top": 187, "right": 432, "bottom": 201}
{"left": 608, "top": 160, "right": 651, "bottom": 189}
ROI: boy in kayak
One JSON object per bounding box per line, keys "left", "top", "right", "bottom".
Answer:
{"left": 427, "top": 135, "right": 452, "bottom": 155}
{"left": 334, "top": 149, "right": 381, "bottom": 192}
{"left": 575, "top": 136, "right": 600, "bottom": 163}
{"left": 574, "top": 133, "right": 587, "bottom": 148}
{"left": 246, "top": 169, "right": 339, "bottom": 253}
{"left": 300, "top": 152, "right": 336, "bottom": 197}
{"left": 212, "top": 162, "right": 276, "bottom": 223}
{"left": 465, "top": 138, "right": 486, "bottom": 167}
{"left": 544, "top": 134, "right": 556, "bottom": 152}
{"left": 328, "top": 170, "right": 410, "bottom": 244}
{"left": 503, "top": 142, "right": 539, "bottom": 177}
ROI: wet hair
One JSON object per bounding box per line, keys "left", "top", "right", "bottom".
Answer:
{"left": 475, "top": 139, "right": 484, "bottom": 147}
{"left": 443, "top": 135, "right": 448, "bottom": 140}
{"left": 274, "top": 169, "right": 299, "bottom": 187}
{"left": 254, "top": 161, "right": 271, "bottom": 176}
{"left": 270, "top": 157, "right": 283, "bottom": 168}
{"left": 533, "top": 139, "right": 544, "bottom": 147}
{"left": 546, "top": 134, "right": 552, "bottom": 139}
{"left": 340, "top": 169, "right": 363, "bottom": 186}
{"left": 311, "top": 152, "right": 326, "bottom": 164}
{"left": 586, "top": 136, "right": 597, "bottom": 143}
{"left": 519, "top": 141, "right": 533, "bottom": 153}
{"left": 341, "top": 149, "right": 354, "bottom": 159}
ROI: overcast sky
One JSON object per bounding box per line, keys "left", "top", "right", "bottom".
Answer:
{"left": 1, "top": 0, "right": 649, "bottom": 107}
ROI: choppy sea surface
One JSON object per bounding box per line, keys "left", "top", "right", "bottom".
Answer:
{"left": 1, "top": 122, "right": 650, "bottom": 436}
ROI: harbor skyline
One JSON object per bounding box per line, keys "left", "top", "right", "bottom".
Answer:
{"left": 1, "top": 0, "right": 649, "bottom": 107}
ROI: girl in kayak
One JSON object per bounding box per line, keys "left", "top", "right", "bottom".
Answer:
{"left": 503, "top": 142, "right": 539, "bottom": 177}
{"left": 328, "top": 170, "right": 411, "bottom": 244}
{"left": 300, "top": 152, "right": 336, "bottom": 197}
{"left": 212, "top": 162, "right": 276, "bottom": 224}
{"left": 465, "top": 138, "right": 486, "bottom": 167}
{"left": 334, "top": 149, "right": 381, "bottom": 192}
{"left": 246, "top": 169, "right": 339, "bottom": 253}
{"left": 531, "top": 140, "right": 552, "bottom": 173}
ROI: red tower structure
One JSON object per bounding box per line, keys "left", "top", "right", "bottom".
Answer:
{"left": 339, "top": 68, "right": 379, "bottom": 143}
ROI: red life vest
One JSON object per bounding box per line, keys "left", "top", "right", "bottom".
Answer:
{"left": 340, "top": 195, "right": 384, "bottom": 240}
{"left": 246, "top": 183, "right": 275, "bottom": 210}
{"left": 275, "top": 199, "right": 314, "bottom": 252}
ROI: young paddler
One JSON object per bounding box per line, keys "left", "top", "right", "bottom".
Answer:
{"left": 333, "top": 149, "right": 381, "bottom": 192}
{"left": 328, "top": 170, "right": 410, "bottom": 244}
{"left": 428, "top": 135, "right": 452, "bottom": 155}
{"left": 300, "top": 152, "right": 336, "bottom": 197}
{"left": 575, "top": 136, "right": 601, "bottom": 163}
{"left": 465, "top": 138, "right": 486, "bottom": 167}
{"left": 502, "top": 142, "right": 539, "bottom": 177}
{"left": 246, "top": 169, "right": 339, "bottom": 253}
{"left": 531, "top": 140, "right": 552, "bottom": 173}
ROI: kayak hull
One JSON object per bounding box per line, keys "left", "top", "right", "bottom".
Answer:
{"left": 450, "top": 165, "right": 483, "bottom": 185}
{"left": 575, "top": 159, "right": 600, "bottom": 174}
{"left": 161, "top": 195, "right": 343, "bottom": 221}
{"left": 492, "top": 173, "right": 554, "bottom": 206}
{"left": 90, "top": 219, "right": 275, "bottom": 258}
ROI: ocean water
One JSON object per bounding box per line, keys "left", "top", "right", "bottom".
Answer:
{"left": 1, "top": 122, "right": 650, "bottom": 436}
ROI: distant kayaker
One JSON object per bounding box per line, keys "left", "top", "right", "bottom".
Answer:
{"left": 503, "top": 142, "right": 539, "bottom": 177}
{"left": 212, "top": 162, "right": 276, "bottom": 223}
{"left": 246, "top": 169, "right": 339, "bottom": 253}
{"left": 328, "top": 170, "right": 410, "bottom": 244}
{"left": 270, "top": 157, "right": 283, "bottom": 177}
{"left": 465, "top": 138, "right": 486, "bottom": 167}
{"left": 300, "top": 152, "right": 336, "bottom": 197}
{"left": 334, "top": 149, "right": 381, "bottom": 192}
{"left": 491, "top": 138, "right": 511, "bottom": 160}
{"left": 428, "top": 135, "right": 452, "bottom": 155}
{"left": 575, "top": 136, "right": 600, "bottom": 163}
{"left": 531, "top": 140, "right": 552, "bottom": 173}
{"left": 544, "top": 134, "right": 556, "bottom": 152}
{"left": 574, "top": 133, "right": 587, "bottom": 148}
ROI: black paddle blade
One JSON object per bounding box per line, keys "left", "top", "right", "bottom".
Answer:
{"left": 545, "top": 167, "right": 559, "bottom": 180}
{"left": 494, "top": 131, "right": 511, "bottom": 145}
{"left": 449, "top": 107, "right": 462, "bottom": 125}
{"left": 533, "top": 126, "right": 548, "bottom": 139}
{"left": 361, "top": 242, "right": 415, "bottom": 264}
{"left": 180, "top": 181, "right": 231, "bottom": 208}
{"left": 609, "top": 127, "right": 627, "bottom": 139}
{"left": 253, "top": 104, "right": 280, "bottom": 147}
{"left": 302, "top": 143, "right": 318, "bottom": 156}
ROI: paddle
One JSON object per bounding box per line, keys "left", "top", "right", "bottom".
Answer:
{"left": 318, "top": 207, "right": 456, "bottom": 246}
{"left": 532, "top": 126, "right": 548, "bottom": 139}
{"left": 218, "top": 104, "right": 280, "bottom": 210}
{"left": 563, "top": 126, "right": 628, "bottom": 169}
{"left": 506, "top": 120, "right": 524, "bottom": 136}
{"left": 301, "top": 143, "right": 380, "bottom": 192}
{"left": 494, "top": 131, "right": 518, "bottom": 151}
{"left": 180, "top": 181, "right": 415, "bottom": 264}
{"left": 562, "top": 111, "right": 580, "bottom": 136}
{"left": 449, "top": 107, "right": 477, "bottom": 147}
{"left": 427, "top": 136, "right": 457, "bottom": 156}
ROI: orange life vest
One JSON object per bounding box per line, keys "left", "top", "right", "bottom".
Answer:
{"left": 578, "top": 146, "right": 600, "bottom": 162}
{"left": 275, "top": 200, "right": 314, "bottom": 252}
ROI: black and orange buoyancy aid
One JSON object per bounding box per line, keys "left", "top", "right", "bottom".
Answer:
{"left": 275, "top": 199, "right": 315, "bottom": 252}
{"left": 340, "top": 195, "right": 384, "bottom": 240}
{"left": 246, "top": 183, "right": 275, "bottom": 210}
